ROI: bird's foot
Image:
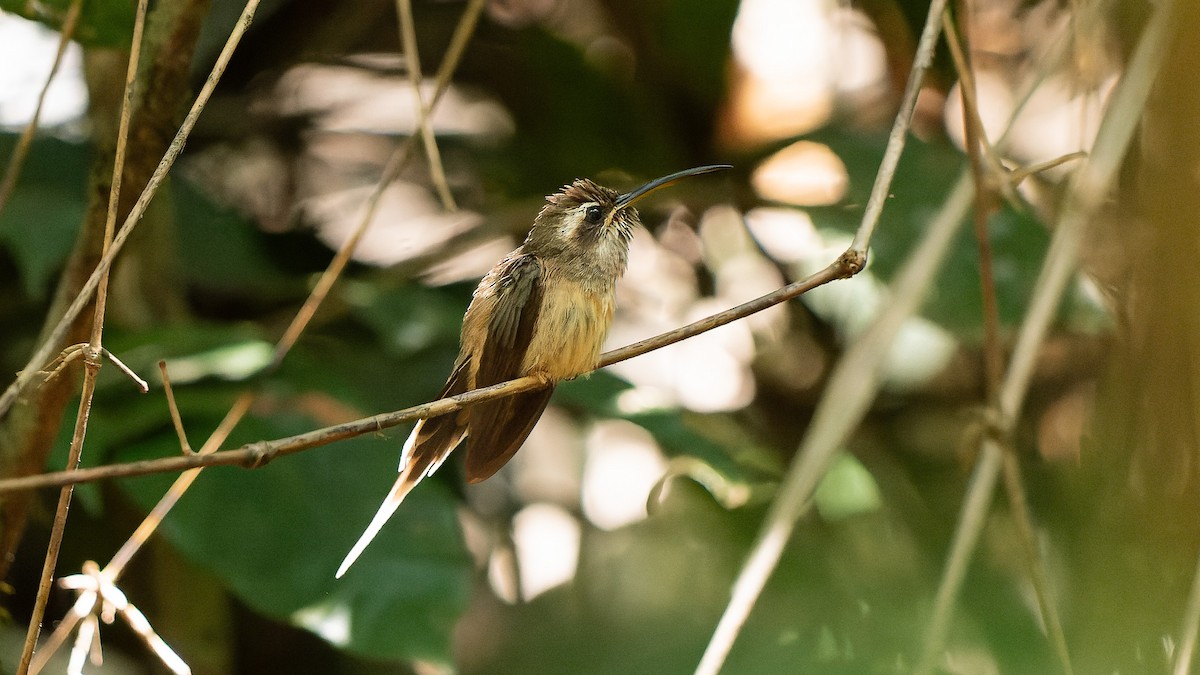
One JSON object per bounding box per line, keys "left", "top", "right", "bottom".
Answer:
{"left": 530, "top": 371, "right": 556, "bottom": 388}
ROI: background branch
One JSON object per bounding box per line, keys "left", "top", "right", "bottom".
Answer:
{"left": 696, "top": 0, "right": 951, "bottom": 669}
{"left": 917, "top": 0, "right": 1179, "bottom": 670}
{"left": 0, "top": 0, "right": 215, "bottom": 579}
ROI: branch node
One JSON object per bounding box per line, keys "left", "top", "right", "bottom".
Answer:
{"left": 838, "top": 248, "right": 868, "bottom": 277}
{"left": 83, "top": 344, "right": 104, "bottom": 366}
{"left": 103, "top": 348, "right": 149, "bottom": 393}
{"left": 1008, "top": 151, "right": 1088, "bottom": 187}
{"left": 244, "top": 443, "right": 277, "bottom": 469}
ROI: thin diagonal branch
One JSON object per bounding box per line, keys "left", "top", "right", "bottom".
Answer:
{"left": 271, "top": 0, "right": 485, "bottom": 362}
{"left": 696, "top": 173, "right": 972, "bottom": 675}
{"left": 159, "top": 361, "right": 192, "bottom": 454}
{"left": 0, "top": 0, "right": 263, "bottom": 420}
{"left": 694, "top": 0, "right": 952, "bottom": 671}
{"left": 17, "top": 0, "right": 151, "bottom": 667}
{"left": 15, "top": 2, "right": 259, "bottom": 671}
{"left": 17, "top": 351, "right": 101, "bottom": 675}
{"left": 397, "top": 0, "right": 456, "bottom": 211}
{"left": 848, "top": 0, "right": 949, "bottom": 255}
{"left": 944, "top": 5, "right": 1003, "bottom": 396}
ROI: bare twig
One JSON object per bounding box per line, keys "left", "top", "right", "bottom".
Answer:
{"left": 696, "top": 175, "right": 972, "bottom": 675}
{"left": 916, "top": 0, "right": 1179, "bottom": 670}
{"left": 17, "top": 0, "right": 152, "bottom": 666}
{"left": 271, "top": 0, "right": 485, "bottom": 362}
{"left": 1000, "top": 442, "right": 1072, "bottom": 674}
{"left": 849, "top": 0, "right": 949, "bottom": 255}
{"left": 29, "top": 344, "right": 147, "bottom": 392}
{"left": 105, "top": 392, "right": 255, "bottom": 578}
{"left": 0, "top": 257, "right": 853, "bottom": 493}
{"left": 0, "top": 0, "right": 83, "bottom": 216}
{"left": 0, "top": 0, "right": 263, "bottom": 419}
{"left": 1009, "top": 152, "right": 1087, "bottom": 186}
{"left": 943, "top": 6, "right": 1073, "bottom": 673}
{"left": 16, "top": 1, "right": 253, "bottom": 671}
{"left": 17, "top": 351, "right": 101, "bottom": 675}
{"left": 27, "top": 585, "right": 88, "bottom": 674}
{"left": 32, "top": 343, "right": 86, "bottom": 385}
{"left": 941, "top": 8, "right": 1019, "bottom": 210}
{"left": 159, "top": 361, "right": 192, "bottom": 454}
{"left": 694, "top": 0, "right": 951, "bottom": 671}
{"left": 944, "top": 6, "right": 1004, "bottom": 395}
{"left": 102, "top": 349, "right": 149, "bottom": 393}
{"left": 917, "top": 436, "right": 1003, "bottom": 674}
{"left": 396, "top": 0, "right": 457, "bottom": 211}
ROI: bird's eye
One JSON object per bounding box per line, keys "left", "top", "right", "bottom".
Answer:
{"left": 584, "top": 205, "right": 603, "bottom": 225}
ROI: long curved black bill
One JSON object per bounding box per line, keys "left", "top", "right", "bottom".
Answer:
{"left": 615, "top": 164, "right": 732, "bottom": 209}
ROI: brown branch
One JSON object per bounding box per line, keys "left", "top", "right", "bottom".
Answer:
{"left": 396, "top": 0, "right": 456, "bottom": 211}
{"left": 916, "top": 0, "right": 1180, "bottom": 670}
{"left": 17, "top": 0, "right": 154, "bottom": 668}
{"left": 0, "top": 2, "right": 100, "bottom": 589}
{"left": 270, "top": 0, "right": 485, "bottom": 363}
{"left": 0, "top": 0, "right": 258, "bottom": 420}
{"left": 62, "top": 0, "right": 491, "bottom": 613}
{"left": 17, "top": 352, "right": 101, "bottom": 675}
{"left": 0, "top": 258, "right": 854, "bottom": 493}
{"left": 930, "top": 9, "right": 1074, "bottom": 675}
{"left": 159, "top": 361, "right": 192, "bottom": 454}
{"left": 0, "top": 0, "right": 217, "bottom": 577}
{"left": 943, "top": 6, "right": 1003, "bottom": 396}
{"left": 694, "top": 0, "right": 951, "bottom": 667}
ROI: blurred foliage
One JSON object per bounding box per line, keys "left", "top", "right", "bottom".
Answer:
{"left": 1, "top": 0, "right": 1164, "bottom": 673}
{"left": 0, "top": 0, "right": 134, "bottom": 46}
{"left": 807, "top": 129, "right": 1051, "bottom": 333}
{"left": 0, "top": 134, "right": 89, "bottom": 298}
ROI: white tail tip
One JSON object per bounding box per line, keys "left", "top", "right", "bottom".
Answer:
{"left": 335, "top": 479, "right": 411, "bottom": 578}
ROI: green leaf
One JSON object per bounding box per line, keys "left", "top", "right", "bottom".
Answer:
{"left": 113, "top": 405, "right": 471, "bottom": 663}
{"left": 171, "top": 179, "right": 311, "bottom": 298}
{"left": 0, "top": 134, "right": 87, "bottom": 298}
{"left": 813, "top": 452, "right": 882, "bottom": 520}
{"left": 65, "top": 321, "right": 474, "bottom": 663}
{"left": 0, "top": 0, "right": 134, "bottom": 47}
{"left": 805, "top": 129, "right": 1051, "bottom": 335}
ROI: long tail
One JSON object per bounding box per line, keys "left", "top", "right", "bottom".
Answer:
{"left": 336, "top": 412, "right": 466, "bottom": 578}
{"left": 335, "top": 468, "right": 418, "bottom": 578}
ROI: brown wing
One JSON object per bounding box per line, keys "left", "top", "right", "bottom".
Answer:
{"left": 465, "top": 388, "right": 553, "bottom": 482}
{"left": 465, "top": 254, "right": 554, "bottom": 482}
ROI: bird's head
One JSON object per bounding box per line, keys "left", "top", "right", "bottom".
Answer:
{"left": 524, "top": 165, "right": 731, "bottom": 262}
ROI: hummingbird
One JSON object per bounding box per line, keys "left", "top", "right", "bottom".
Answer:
{"left": 336, "top": 164, "right": 730, "bottom": 578}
